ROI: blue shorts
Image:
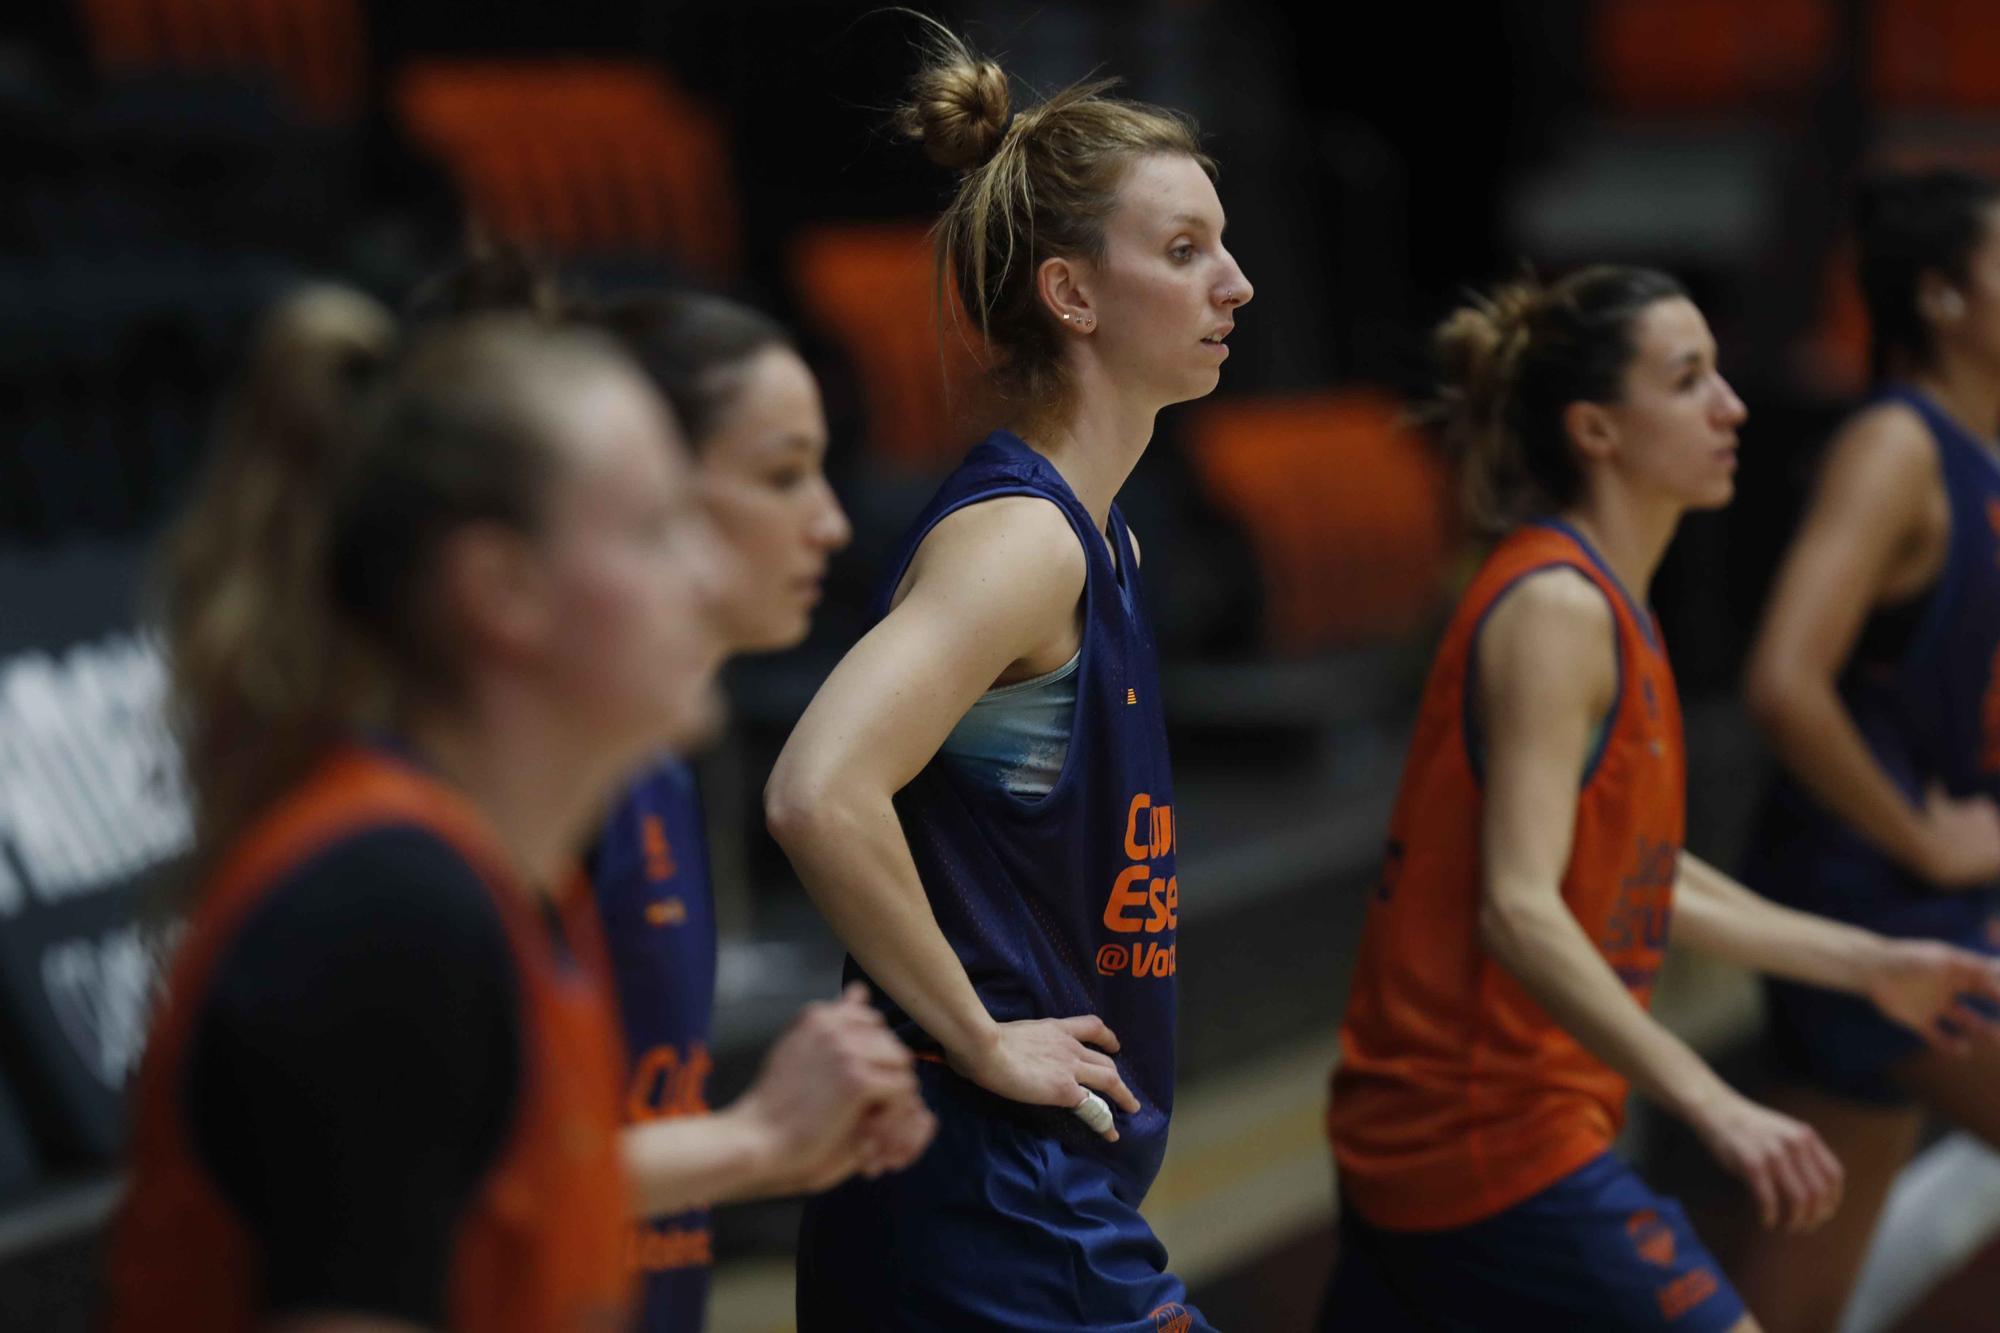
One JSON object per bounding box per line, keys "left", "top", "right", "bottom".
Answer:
{"left": 1317, "top": 1153, "right": 1745, "bottom": 1333}
{"left": 796, "top": 1062, "right": 1212, "bottom": 1332}
{"left": 1762, "top": 893, "right": 2000, "bottom": 1106}
{"left": 1744, "top": 799, "right": 2000, "bottom": 1105}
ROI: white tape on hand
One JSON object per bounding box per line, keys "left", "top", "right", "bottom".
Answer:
{"left": 1072, "top": 1090, "right": 1114, "bottom": 1136}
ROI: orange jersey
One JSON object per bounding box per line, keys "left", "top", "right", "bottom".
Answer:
{"left": 1328, "top": 521, "right": 1686, "bottom": 1232}
{"left": 106, "top": 745, "right": 635, "bottom": 1333}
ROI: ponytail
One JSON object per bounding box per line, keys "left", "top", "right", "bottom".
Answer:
{"left": 1425, "top": 265, "right": 1686, "bottom": 533}
{"left": 161, "top": 285, "right": 395, "bottom": 859}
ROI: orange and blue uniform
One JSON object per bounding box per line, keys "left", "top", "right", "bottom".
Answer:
{"left": 1322, "top": 520, "right": 1743, "bottom": 1331}
{"left": 106, "top": 744, "right": 635, "bottom": 1333}
{"left": 590, "top": 757, "right": 720, "bottom": 1330}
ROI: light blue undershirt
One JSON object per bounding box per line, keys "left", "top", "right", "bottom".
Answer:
{"left": 938, "top": 650, "right": 1081, "bottom": 798}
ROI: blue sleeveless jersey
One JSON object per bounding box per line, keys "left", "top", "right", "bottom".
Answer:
{"left": 1747, "top": 385, "right": 2000, "bottom": 939}
{"left": 857, "top": 429, "right": 1182, "bottom": 1201}
{"left": 591, "top": 757, "right": 716, "bottom": 1331}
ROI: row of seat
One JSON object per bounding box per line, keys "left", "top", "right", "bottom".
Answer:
{"left": 45, "top": 5, "right": 1464, "bottom": 654}
{"left": 1595, "top": 0, "right": 2000, "bottom": 113}
{"left": 71, "top": 0, "right": 2000, "bottom": 125}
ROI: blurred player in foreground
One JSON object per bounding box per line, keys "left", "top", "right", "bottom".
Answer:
{"left": 106, "top": 290, "right": 928, "bottom": 1333}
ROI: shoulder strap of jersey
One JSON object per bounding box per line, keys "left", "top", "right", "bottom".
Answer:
{"left": 870, "top": 432, "right": 1109, "bottom": 623}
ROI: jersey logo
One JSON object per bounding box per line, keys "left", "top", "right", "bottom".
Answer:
{"left": 1981, "top": 641, "right": 2000, "bottom": 774}
{"left": 1127, "top": 687, "right": 1139, "bottom": 706}
{"left": 1626, "top": 1208, "right": 1677, "bottom": 1266}
{"left": 1098, "top": 793, "right": 1178, "bottom": 979}
{"left": 644, "top": 896, "right": 688, "bottom": 928}
{"left": 1657, "top": 1268, "right": 1720, "bottom": 1321}
{"left": 627, "top": 1222, "right": 713, "bottom": 1274}
{"left": 644, "top": 808, "right": 684, "bottom": 880}
{"left": 641, "top": 813, "right": 678, "bottom": 882}
{"left": 1101, "top": 794, "right": 1177, "bottom": 935}
{"left": 626, "top": 1042, "right": 713, "bottom": 1122}
{"left": 1149, "top": 1303, "right": 1194, "bottom": 1333}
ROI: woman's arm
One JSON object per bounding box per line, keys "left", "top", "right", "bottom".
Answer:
{"left": 1671, "top": 852, "right": 2000, "bottom": 1053}
{"left": 1476, "top": 570, "right": 1840, "bottom": 1231}
{"left": 1743, "top": 404, "right": 2000, "bottom": 886}
{"left": 621, "top": 984, "right": 934, "bottom": 1215}
{"left": 766, "top": 497, "right": 1139, "bottom": 1132}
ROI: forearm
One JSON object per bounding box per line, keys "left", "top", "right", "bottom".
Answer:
{"left": 1753, "top": 675, "right": 1927, "bottom": 870}
{"left": 770, "top": 788, "right": 997, "bottom": 1061}
{"left": 621, "top": 1106, "right": 784, "bottom": 1215}
{"left": 1481, "top": 887, "right": 1725, "bottom": 1121}
{"left": 1670, "top": 851, "right": 1879, "bottom": 993}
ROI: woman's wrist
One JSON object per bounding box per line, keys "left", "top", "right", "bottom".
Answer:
{"left": 941, "top": 1011, "right": 1002, "bottom": 1071}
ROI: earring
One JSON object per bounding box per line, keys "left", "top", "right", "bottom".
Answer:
{"left": 1061, "top": 313, "right": 1074, "bottom": 322}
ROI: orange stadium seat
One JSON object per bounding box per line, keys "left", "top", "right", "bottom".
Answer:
{"left": 396, "top": 60, "right": 741, "bottom": 276}
{"left": 1592, "top": 0, "right": 1833, "bottom": 113}
{"left": 791, "top": 223, "right": 988, "bottom": 470}
{"left": 1796, "top": 238, "right": 1871, "bottom": 400}
{"left": 1185, "top": 392, "right": 1454, "bottom": 653}
{"left": 1872, "top": 0, "right": 2000, "bottom": 111}
{"left": 77, "top": 0, "right": 366, "bottom": 122}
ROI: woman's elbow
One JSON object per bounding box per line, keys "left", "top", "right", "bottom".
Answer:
{"left": 1741, "top": 655, "right": 1808, "bottom": 740}
{"left": 1476, "top": 893, "right": 1533, "bottom": 964}
{"left": 763, "top": 764, "right": 828, "bottom": 852}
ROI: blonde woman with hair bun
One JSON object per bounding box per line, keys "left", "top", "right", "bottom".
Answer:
{"left": 767, "top": 16, "right": 1250, "bottom": 1329}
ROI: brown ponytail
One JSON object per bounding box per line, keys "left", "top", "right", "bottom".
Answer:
{"left": 1427, "top": 265, "right": 1687, "bottom": 534}
{"left": 897, "top": 16, "right": 1213, "bottom": 412}
{"left": 161, "top": 286, "right": 395, "bottom": 861}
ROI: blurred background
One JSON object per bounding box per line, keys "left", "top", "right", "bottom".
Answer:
{"left": 2, "top": 0, "right": 1999, "bottom": 1328}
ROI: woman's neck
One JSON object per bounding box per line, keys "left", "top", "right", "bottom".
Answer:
{"left": 403, "top": 695, "right": 623, "bottom": 896}
{"left": 1911, "top": 354, "right": 2000, "bottom": 447}
{"left": 1558, "top": 486, "right": 1682, "bottom": 607}
{"left": 1011, "top": 362, "right": 1158, "bottom": 531}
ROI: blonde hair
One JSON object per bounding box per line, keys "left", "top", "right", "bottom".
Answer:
{"left": 161, "top": 286, "right": 394, "bottom": 859}
{"left": 161, "top": 289, "right": 643, "bottom": 866}
{"left": 1426, "top": 265, "right": 1687, "bottom": 534}
{"left": 896, "top": 18, "right": 1213, "bottom": 411}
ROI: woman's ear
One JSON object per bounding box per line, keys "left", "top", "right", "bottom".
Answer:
{"left": 435, "top": 523, "right": 550, "bottom": 663}
{"left": 1563, "top": 399, "right": 1618, "bottom": 465}
{"left": 1037, "top": 255, "right": 1095, "bottom": 334}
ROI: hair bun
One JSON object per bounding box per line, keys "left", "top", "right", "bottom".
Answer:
{"left": 1432, "top": 278, "right": 1540, "bottom": 424}
{"left": 897, "top": 39, "right": 1011, "bottom": 173}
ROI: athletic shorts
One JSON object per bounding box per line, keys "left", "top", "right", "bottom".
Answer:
{"left": 796, "top": 1061, "right": 1211, "bottom": 1332}
{"left": 1763, "top": 899, "right": 2000, "bottom": 1106}
{"left": 1744, "top": 794, "right": 2000, "bottom": 1105}
{"left": 1317, "top": 1152, "right": 1745, "bottom": 1332}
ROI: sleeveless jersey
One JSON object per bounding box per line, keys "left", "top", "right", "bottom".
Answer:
{"left": 591, "top": 757, "right": 717, "bottom": 1331}
{"left": 1329, "top": 520, "right": 1687, "bottom": 1232}
{"left": 107, "top": 745, "right": 634, "bottom": 1332}
{"left": 1749, "top": 384, "right": 2000, "bottom": 934}
{"left": 857, "top": 429, "right": 1181, "bottom": 1201}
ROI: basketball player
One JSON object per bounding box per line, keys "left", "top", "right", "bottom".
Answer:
{"left": 1322, "top": 266, "right": 2000, "bottom": 1332}
{"left": 106, "top": 293, "right": 928, "bottom": 1332}
{"left": 766, "top": 20, "right": 1249, "bottom": 1330}
{"left": 1734, "top": 168, "right": 2000, "bottom": 1332}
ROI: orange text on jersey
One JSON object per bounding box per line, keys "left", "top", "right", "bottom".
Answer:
{"left": 626, "top": 1042, "right": 712, "bottom": 1123}
{"left": 1102, "top": 793, "right": 1177, "bottom": 935}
